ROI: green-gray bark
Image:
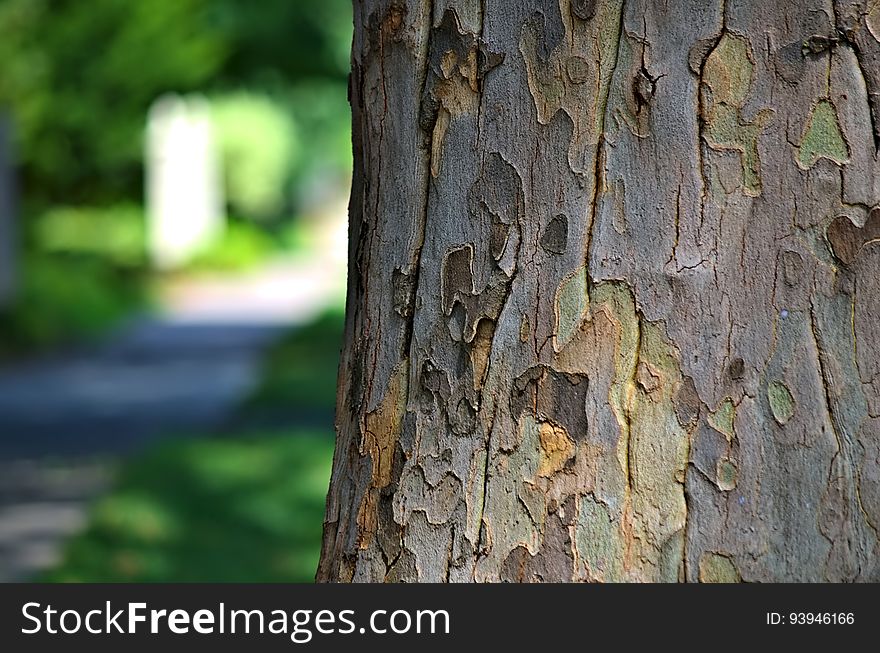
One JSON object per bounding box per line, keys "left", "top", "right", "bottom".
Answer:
{"left": 318, "top": 0, "right": 880, "bottom": 582}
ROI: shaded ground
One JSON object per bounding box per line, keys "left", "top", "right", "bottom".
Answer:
{"left": 0, "top": 244, "right": 345, "bottom": 580}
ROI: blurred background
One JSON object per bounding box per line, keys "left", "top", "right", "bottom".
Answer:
{"left": 0, "top": 0, "right": 352, "bottom": 581}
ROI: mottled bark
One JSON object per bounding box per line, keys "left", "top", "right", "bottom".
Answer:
{"left": 318, "top": 0, "right": 880, "bottom": 582}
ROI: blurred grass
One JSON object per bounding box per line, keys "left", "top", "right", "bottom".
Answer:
{"left": 45, "top": 431, "right": 334, "bottom": 583}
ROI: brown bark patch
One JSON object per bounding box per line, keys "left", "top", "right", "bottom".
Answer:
{"left": 826, "top": 209, "right": 880, "bottom": 266}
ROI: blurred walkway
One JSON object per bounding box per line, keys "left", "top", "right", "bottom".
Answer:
{"left": 0, "top": 256, "right": 343, "bottom": 459}
{"left": 0, "top": 212, "right": 347, "bottom": 579}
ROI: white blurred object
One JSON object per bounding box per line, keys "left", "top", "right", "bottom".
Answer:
{"left": 0, "top": 113, "right": 17, "bottom": 307}
{"left": 146, "top": 95, "right": 224, "bottom": 269}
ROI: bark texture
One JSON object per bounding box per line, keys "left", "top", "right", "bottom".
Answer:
{"left": 318, "top": 0, "right": 880, "bottom": 582}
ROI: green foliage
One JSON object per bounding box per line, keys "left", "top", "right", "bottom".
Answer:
{"left": 247, "top": 309, "right": 344, "bottom": 413}
{"left": 287, "top": 81, "right": 353, "bottom": 199}
{"left": 45, "top": 432, "right": 334, "bottom": 582}
{"left": 0, "top": 0, "right": 354, "bottom": 353}
{"left": 208, "top": 82, "right": 352, "bottom": 223}
{"left": 0, "top": 0, "right": 353, "bottom": 209}
{"left": 34, "top": 204, "right": 147, "bottom": 267}
{"left": 0, "top": 252, "right": 147, "bottom": 356}
{"left": 187, "top": 218, "right": 280, "bottom": 272}
{"left": 0, "top": 0, "right": 227, "bottom": 206}
{"left": 214, "top": 0, "right": 352, "bottom": 84}
{"left": 211, "top": 92, "right": 298, "bottom": 219}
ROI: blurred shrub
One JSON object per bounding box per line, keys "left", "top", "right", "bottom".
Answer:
{"left": 188, "top": 217, "right": 279, "bottom": 272}
{"left": 34, "top": 204, "right": 146, "bottom": 267}
{"left": 287, "top": 81, "right": 352, "bottom": 206}
{"left": 211, "top": 92, "right": 298, "bottom": 220}
{"left": 247, "top": 309, "right": 344, "bottom": 413}
{"left": 0, "top": 253, "right": 147, "bottom": 356}
{"left": 214, "top": 0, "right": 352, "bottom": 83}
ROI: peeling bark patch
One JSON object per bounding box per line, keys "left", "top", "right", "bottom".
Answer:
{"left": 471, "top": 318, "right": 495, "bottom": 391}
{"left": 775, "top": 41, "right": 806, "bottom": 84}
{"left": 632, "top": 69, "right": 656, "bottom": 112}
{"left": 395, "top": 467, "right": 463, "bottom": 525}
{"left": 519, "top": 314, "right": 531, "bottom": 343}
{"left": 576, "top": 495, "right": 624, "bottom": 581}
{"left": 554, "top": 266, "right": 589, "bottom": 349}
{"left": 392, "top": 268, "right": 416, "bottom": 317}
{"left": 430, "top": 108, "right": 452, "bottom": 177}
{"left": 476, "top": 414, "right": 546, "bottom": 574}
{"left": 450, "top": 397, "right": 478, "bottom": 436}
{"left": 511, "top": 365, "right": 589, "bottom": 442}
{"left": 636, "top": 361, "right": 660, "bottom": 394}
{"left": 499, "top": 546, "right": 531, "bottom": 582}
{"left": 767, "top": 380, "right": 795, "bottom": 425}
{"left": 606, "top": 31, "right": 654, "bottom": 139}
{"left": 698, "top": 552, "right": 742, "bottom": 583}
{"left": 627, "top": 322, "right": 690, "bottom": 560}
{"left": 519, "top": 0, "right": 624, "bottom": 172}
{"left": 700, "top": 33, "right": 773, "bottom": 196}
{"left": 727, "top": 357, "right": 745, "bottom": 380}
{"left": 782, "top": 250, "right": 804, "bottom": 287}
{"left": 364, "top": 362, "right": 410, "bottom": 489}
{"left": 537, "top": 420, "right": 575, "bottom": 477}
{"left": 658, "top": 529, "right": 686, "bottom": 582}
{"left": 826, "top": 209, "right": 880, "bottom": 266}
{"left": 384, "top": 549, "right": 417, "bottom": 583}
{"left": 704, "top": 34, "right": 754, "bottom": 106}
{"left": 796, "top": 100, "right": 849, "bottom": 169}
{"left": 419, "top": 359, "right": 451, "bottom": 407}
{"left": 442, "top": 244, "right": 475, "bottom": 315}
{"left": 565, "top": 56, "right": 592, "bottom": 84}
{"left": 674, "top": 376, "right": 702, "bottom": 427}
{"left": 708, "top": 398, "right": 736, "bottom": 441}
{"left": 527, "top": 2, "right": 566, "bottom": 62}
{"left": 500, "top": 507, "right": 575, "bottom": 582}
{"left": 867, "top": 3, "right": 880, "bottom": 42}
{"left": 382, "top": 4, "right": 406, "bottom": 38}
{"left": 356, "top": 489, "right": 380, "bottom": 550}
{"left": 540, "top": 214, "right": 569, "bottom": 254}
{"left": 420, "top": 10, "right": 504, "bottom": 176}
{"left": 468, "top": 153, "right": 524, "bottom": 275}
{"left": 716, "top": 457, "right": 738, "bottom": 491}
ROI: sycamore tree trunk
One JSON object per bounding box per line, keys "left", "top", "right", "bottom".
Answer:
{"left": 317, "top": 0, "right": 880, "bottom": 582}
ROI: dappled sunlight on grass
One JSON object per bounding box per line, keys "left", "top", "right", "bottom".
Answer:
{"left": 46, "top": 432, "right": 334, "bottom": 583}
{"left": 92, "top": 493, "right": 181, "bottom": 544}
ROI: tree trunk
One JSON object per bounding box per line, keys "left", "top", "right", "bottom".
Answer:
{"left": 318, "top": 0, "right": 880, "bottom": 582}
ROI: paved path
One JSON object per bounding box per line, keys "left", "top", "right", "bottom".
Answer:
{"left": 0, "top": 246, "right": 346, "bottom": 580}
{"left": 0, "top": 321, "right": 284, "bottom": 459}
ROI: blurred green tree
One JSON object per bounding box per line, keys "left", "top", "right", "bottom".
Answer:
{"left": 0, "top": 0, "right": 226, "bottom": 208}
{"left": 214, "top": 0, "right": 351, "bottom": 84}
{"left": 0, "top": 0, "right": 351, "bottom": 211}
